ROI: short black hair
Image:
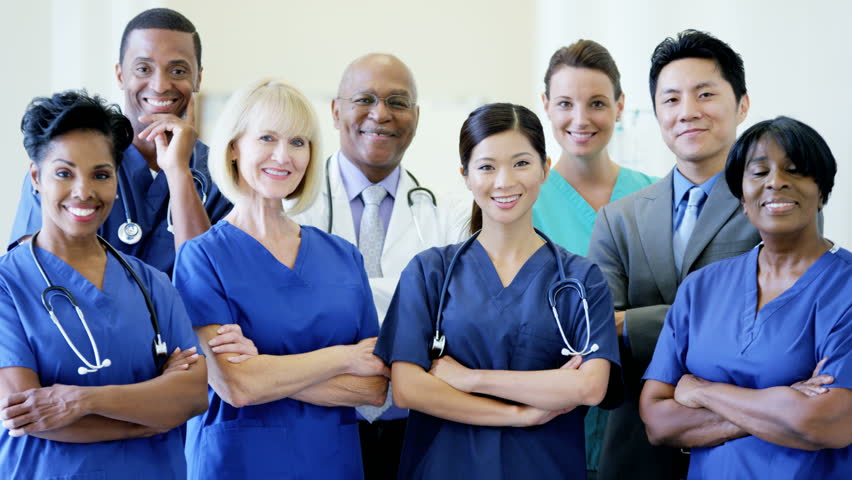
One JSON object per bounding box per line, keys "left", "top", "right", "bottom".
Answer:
{"left": 21, "top": 90, "right": 133, "bottom": 167}
{"left": 725, "top": 116, "right": 836, "bottom": 204}
{"left": 649, "top": 29, "right": 746, "bottom": 112}
{"left": 119, "top": 8, "right": 201, "bottom": 67}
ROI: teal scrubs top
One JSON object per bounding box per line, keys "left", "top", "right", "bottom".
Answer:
{"left": 532, "top": 166, "right": 658, "bottom": 256}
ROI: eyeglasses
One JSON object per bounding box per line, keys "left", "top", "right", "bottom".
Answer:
{"left": 338, "top": 93, "right": 416, "bottom": 111}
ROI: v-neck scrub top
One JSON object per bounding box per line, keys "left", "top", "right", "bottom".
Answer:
{"left": 375, "top": 239, "right": 621, "bottom": 479}
{"left": 0, "top": 243, "right": 199, "bottom": 479}
{"left": 532, "top": 167, "right": 657, "bottom": 256}
{"left": 644, "top": 245, "right": 852, "bottom": 479}
{"left": 173, "top": 222, "right": 379, "bottom": 479}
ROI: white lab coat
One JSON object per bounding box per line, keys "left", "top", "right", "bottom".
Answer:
{"left": 291, "top": 152, "right": 469, "bottom": 322}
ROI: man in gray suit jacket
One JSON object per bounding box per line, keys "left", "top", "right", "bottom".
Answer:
{"left": 589, "top": 30, "right": 760, "bottom": 480}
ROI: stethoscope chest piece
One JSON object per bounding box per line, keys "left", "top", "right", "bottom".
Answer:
{"left": 118, "top": 221, "right": 143, "bottom": 245}
{"left": 431, "top": 332, "right": 446, "bottom": 359}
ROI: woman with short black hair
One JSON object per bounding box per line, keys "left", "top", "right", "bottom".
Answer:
{"left": 640, "top": 116, "right": 851, "bottom": 478}
{"left": 0, "top": 90, "right": 207, "bottom": 478}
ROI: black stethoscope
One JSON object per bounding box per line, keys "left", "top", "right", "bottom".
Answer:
{"left": 30, "top": 231, "right": 168, "bottom": 375}
{"left": 324, "top": 156, "right": 437, "bottom": 243}
{"left": 431, "top": 229, "right": 599, "bottom": 359}
{"left": 117, "top": 144, "right": 209, "bottom": 245}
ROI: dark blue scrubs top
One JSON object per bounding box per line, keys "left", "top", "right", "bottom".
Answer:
{"left": 376, "top": 239, "right": 622, "bottom": 480}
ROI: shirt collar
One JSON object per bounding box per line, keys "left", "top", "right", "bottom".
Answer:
{"left": 336, "top": 150, "right": 401, "bottom": 202}
{"left": 672, "top": 167, "right": 722, "bottom": 205}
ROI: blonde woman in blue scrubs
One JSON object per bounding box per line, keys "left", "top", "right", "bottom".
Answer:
{"left": 533, "top": 40, "right": 657, "bottom": 479}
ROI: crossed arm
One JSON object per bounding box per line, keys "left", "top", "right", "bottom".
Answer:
{"left": 195, "top": 324, "right": 388, "bottom": 409}
{"left": 640, "top": 359, "right": 852, "bottom": 450}
{"left": 391, "top": 354, "right": 610, "bottom": 428}
{"left": 0, "top": 347, "right": 208, "bottom": 443}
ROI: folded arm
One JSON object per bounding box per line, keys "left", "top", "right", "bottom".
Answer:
{"left": 430, "top": 354, "right": 608, "bottom": 411}
{"left": 0, "top": 349, "right": 207, "bottom": 442}
{"left": 392, "top": 361, "right": 567, "bottom": 427}
{"left": 675, "top": 373, "right": 851, "bottom": 450}
{"left": 197, "top": 324, "right": 387, "bottom": 408}
{"left": 640, "top": 379, "right": 748, "bottom": 448}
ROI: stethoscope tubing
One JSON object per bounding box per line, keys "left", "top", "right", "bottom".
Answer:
{"left": 324, "top": 156, "right": 437, "bottom": 245}
{"left": 431, "top": 229, "right": 597, "bottom": 358}
{"left": 116, "top": 144, "right": 209, "bottom": 244}
{"left": 30, "top": 231, "right": 167, "bottom": 374}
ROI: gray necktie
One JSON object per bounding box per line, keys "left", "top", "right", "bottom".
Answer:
{"left": 359, "top": 185, "right": 388, "bottom": 278}
{"left": 356, "top": 184, "right": 390, "bottom": 422}
{"left": 673, "top": 187, "right": 706, "bottom": 275}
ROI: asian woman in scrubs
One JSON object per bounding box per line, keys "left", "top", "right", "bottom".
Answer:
{"left": 172, "top": 79, "right": 388, "bottom": 479}
{"left": 0, "top": 91, "right": 208, "bottom": 479}
{"left": 640, "top": 116, "right": 851, "bottom": 479}
{"left": 375, "top": 103, "right": 622, "bottom": 479}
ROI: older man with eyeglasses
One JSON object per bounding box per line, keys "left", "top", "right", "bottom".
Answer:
{"left": 290, "top": 53, "right": 467, "bottom": 479}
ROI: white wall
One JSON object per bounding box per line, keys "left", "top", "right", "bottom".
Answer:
{"left": 0, "top": 0, "right": 158, "bottom": 244}
{"left": 173, "top": 0, "right": 537, "bottom": 199}
{"left": 1, "top": 0, "right": 849, "bottom": 246}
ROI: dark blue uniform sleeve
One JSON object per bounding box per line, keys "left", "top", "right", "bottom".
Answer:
{"left": 9, "top": 170, "right": 42, "bottom": 250}
{"left": 567, "top": 262, "right": 623, "bottom": 408}
{"left": 375, "top": 251, "right": 444, "bottom": 371}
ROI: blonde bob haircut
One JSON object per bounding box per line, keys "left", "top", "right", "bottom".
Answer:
{"left": 209, "top": 79, "right": 321, "bottom": 214}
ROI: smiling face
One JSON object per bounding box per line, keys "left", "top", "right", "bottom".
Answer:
{"left": 543, "top": 66, "right": 624, "bottom": 160}
{"left": 654, "top": 58, "right": 748, "bottom": 168}
{"left": 741, "top": 136, "right": 822, "bottom": 238}
{"left": 463, "top": 130, "right": 549, "bottom": 229}
{"left": 116, "top": 28, "right": 201, "bottom": 135}
{"left": 231, "top": 117, "right": 311, "bottom": 202}
{"left": 31, "top": 130, "right": 117, "bottom": 241}
{"left": 332, "top": 55, "right": 419, "bottom": 181}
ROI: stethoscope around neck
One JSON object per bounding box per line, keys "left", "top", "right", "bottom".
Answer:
{"left": 30, "top": 231, "right": 168, "bottom": 375}
{"left": 116, "top": 145, "right": 209, "bottom": 245}
{"left": 324, "top": 156, "right": 437, "bottom": 244}
{"left": 431, "top": 229, "right": 599, "bottom": 359}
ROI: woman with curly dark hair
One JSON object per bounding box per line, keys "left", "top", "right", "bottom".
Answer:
{"left": 0, "top": 90, "right": 207, "bottom": 479}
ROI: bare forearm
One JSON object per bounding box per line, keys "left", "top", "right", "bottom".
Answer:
{"left": 210, "top": 347, "right": 354, "bottom": 408}
{"left": 290, "top": 375, "right": 388, "bottom": 407}
{"left": 472, "top": 362, "right": 609, "bottom": 410}
{"left": 393, "top": 364, "right": 527, "bottom": 427}
{"left": 695, "top": 383, "right": 851, "bottom": 450}
{"left": 85, "top": 361, "right": 208, "bottom": 430}
{"left": 641, "top": 397, "right": 747, "bottom": 448}
{"left": 30, "top": 415, "right": 163, "bottom": 443}
{"left": 165, "top": 168, "right": 210, "bottom": 248}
